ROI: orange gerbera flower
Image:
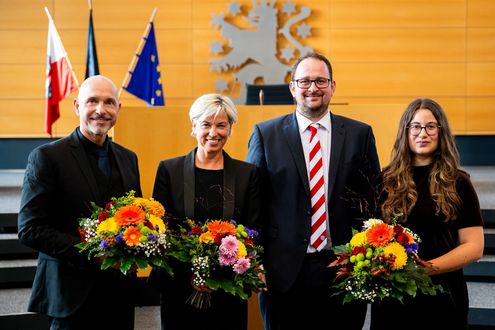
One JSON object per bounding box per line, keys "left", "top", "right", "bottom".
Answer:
{"left": 366, "top": 223, "right": 394, "bottom": 247}
{"left": 114, "top": 205, "right": 146, "bottom": 226}
{"left": 123, "top": 226, "right": 142, "bottom": 246}
{"left": 206, "top": 220, "right": 237, "bottom": 243}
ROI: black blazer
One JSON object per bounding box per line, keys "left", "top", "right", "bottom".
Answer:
{"left": 149, "top": 149, "right": 261, "bottom": 290}
{"left": 246, "top": 112, "right": 380, "bottom": 293}
{"left": 17, "top": 128, "right": 142, "bottom": 317}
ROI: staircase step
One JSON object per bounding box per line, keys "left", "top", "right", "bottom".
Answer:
{"left": 485, "top": 228, "right": 495, "bottom": 255}
{"left": 465, "top": 256, "right": 495, "bottom": 282}
{"left": 0, "top": 313, "right": 48, "bottom": 330}
{"left": 0, "top": 234, "right": 37, "bottom": 259}
{"left": 469, "top": 308, "right": 495, "bottom": 329}
{"left": 0, "top": 213, "right": 17, "bottom": 234}
{"left": 0, "top": 260, "right": 37, "bottom": 288}
{"left": 483, "top": 209, "right": 495, "bottom": 229}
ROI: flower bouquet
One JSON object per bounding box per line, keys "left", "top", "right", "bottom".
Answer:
{"left": 171, "top": 218, "right": 264, "bottom": 309}
{"left": 328, "top": 215, "right": 442, "bottom": 303}
{"left": 76, "top": 190, "right": 172, "bottom": 275}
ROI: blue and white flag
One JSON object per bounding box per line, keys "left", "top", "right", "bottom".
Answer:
{"left": 123, "top": 22, "right": 164, "bottom": 106}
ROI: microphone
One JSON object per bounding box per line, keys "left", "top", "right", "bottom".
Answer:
{"left": 259, "top": 89, "right": 264, "bottom": 106}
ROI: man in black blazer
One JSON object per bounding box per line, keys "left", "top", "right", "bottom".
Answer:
{"left": 246, "top": 53, "right": 380, "bottom": 330}
{"left": 18, "top": 75, "right": 142, "bottom": 329}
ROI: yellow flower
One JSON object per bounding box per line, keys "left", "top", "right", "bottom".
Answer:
{"left": 237, "top": 241, "right": 247, "bottom": 258}
{"left": 199, "top": 231, "right": 215, "bottom": 244}
{"left": 148, "top": 215, "right": 166, "bottom": 233}
{"left": 97, "top": 217, "right": 119, "bottom": 236}
{"left": 132, "top": 197, "right": 165, "bottom": 218}
{"left": 383, "top": 242, "right": 408, "bottom": 270}
{"left": 350, "top": 231, "right": 367, "bottom": 247}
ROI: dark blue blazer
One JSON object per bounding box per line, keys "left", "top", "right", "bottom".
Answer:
{"left": 17, "top": 128, "right": 142, "bottom": 317}
{"left": 246, "top": 112, "right": 380, "bottom": 293}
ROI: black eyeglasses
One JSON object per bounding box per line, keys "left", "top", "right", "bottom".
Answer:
{"left": 292, "top": 78, "right": 331, "bottom": 89}
{"left": 407, "top": 123, "right": 441, "bottom": 136}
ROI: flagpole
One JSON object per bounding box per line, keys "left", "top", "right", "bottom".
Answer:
{"left": 44, "top": 6, "right": 53, "bottom": 21}
{"left": 44, "top": 7, "right": 80, "bottom": 88}
{"left": 119, "top": 8, "right": 158, "bottom": 97}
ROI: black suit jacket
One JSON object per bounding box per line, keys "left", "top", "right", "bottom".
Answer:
{"left": 17, "top": 128, "right": 142, "bottom": 317}
{"left": 149, "top": 149, "right": 261, "bottom": 290}
{"left": 246, "top": 112, "right": 380, "bottom": 293}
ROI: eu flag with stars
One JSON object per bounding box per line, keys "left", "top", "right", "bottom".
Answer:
{"left": 124, "top": 22, "right": 165, "bottom": 106}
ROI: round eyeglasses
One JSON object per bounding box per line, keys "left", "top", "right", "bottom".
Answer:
{"left": 292, "top": 78, "right": 331, "bottom": 89}
{"left": 407, "top": 123, "right": 441, "bottom": 136}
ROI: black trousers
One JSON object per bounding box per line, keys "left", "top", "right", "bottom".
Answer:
{"left": 260, "top": 252, "right": 367, "bottom": 330}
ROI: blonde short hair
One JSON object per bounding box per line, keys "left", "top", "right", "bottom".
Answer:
{"left": 189, "top": 94, "right": 238, "bottom": 125}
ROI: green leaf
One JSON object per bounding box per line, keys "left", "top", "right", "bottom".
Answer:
{"left": 120, "top": 257, "right": 135, "bottom": 274}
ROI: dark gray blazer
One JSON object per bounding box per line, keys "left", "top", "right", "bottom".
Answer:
{"left": 246, "top": 112, "right": 380, "bottom": 293}
{"left": 17, "top": 128, "right": 142, "bottom": 317}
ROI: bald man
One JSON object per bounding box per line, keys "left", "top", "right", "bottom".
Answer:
{"left": 18, "top": 75, "right": 142, "bottom": 329}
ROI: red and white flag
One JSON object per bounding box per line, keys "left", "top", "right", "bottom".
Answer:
{"left": 45, "top": 16, "right": 78, "bottom": 136}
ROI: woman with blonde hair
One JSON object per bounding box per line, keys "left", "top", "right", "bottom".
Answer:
{"left": 148, "top": 93, "right": 261, "bottom": 330}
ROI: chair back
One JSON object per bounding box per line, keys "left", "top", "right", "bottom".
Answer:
{"left": 245, "top": 83, "right": 293, "bottom": 105}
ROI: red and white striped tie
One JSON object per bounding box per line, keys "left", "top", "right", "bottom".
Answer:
{"left": 309, "top": 123, "right": 328, "bottom": 251}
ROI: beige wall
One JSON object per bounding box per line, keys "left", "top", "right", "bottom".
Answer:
{"left": 1, "top": 0, "right": 495, "bottom": 137}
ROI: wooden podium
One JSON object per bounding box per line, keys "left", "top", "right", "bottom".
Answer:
{"left": 114, "top": 104, "right": 403, "bottom": 198}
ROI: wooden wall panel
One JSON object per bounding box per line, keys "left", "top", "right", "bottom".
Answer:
{"left": 467, "top": 0, "right": 495, "bottom": 27}
{"left": 305, "top": 28, "right": 331, "bottom": 59}
{"left": 467, "top": 97, "right": 495, "bottom": 132}
{"left": 0, "top": 100, "right": 45, "bottom": 136}
{"left": 329, "top": 0, "right": 466, "bottom": 28}
{"left": 55, "top": 0, "right": 192, "bottom": 29}
{"left": 0, "top": 65, "right": 46, "bottom": 97}
{"left": 0, "top": 31, "right": 47, "bottom": 65}
{"left": 328, "top": 29, "right": 466, "bottom": 62}
{"left": 467, "top": 28, "right": 495, "bottom": 61}
{"left": 0, "top": 0, "right": 52, "bottom": 29}
{"left": 335, "top": 63, "right": 466, "bottom": 97}
{"left": 1, "top": 0, "right": 495, "bottom": 137}
{"left": 467, "top": 63, "right": 495, "bottom": 95}
{"left": 331, "top": 96, "right": 468, "bottom": 133}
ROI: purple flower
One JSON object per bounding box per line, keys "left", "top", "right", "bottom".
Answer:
{"left": 99, "top": 239, "right": 107, "bottom": 250}
{"left": 405, "top": 243, "right": 418, "bottom": 253}
{"left": 246, "top": 228, "right": 259, "bottom": 238}
{"left": 115, "top": 233, "right": 123, "bottom": 243}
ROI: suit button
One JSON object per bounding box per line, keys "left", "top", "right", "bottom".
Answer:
{"left": 303, "top": 239, "right": 308, "bottom": 243}
{"left": 306, "top": 211, "right": 311, "bottom": 215}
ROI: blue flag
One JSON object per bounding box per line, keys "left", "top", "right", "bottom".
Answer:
{"left": 124, "top": 22, "right": 165, "bottom": 106}
{"left": 85, "top": 9, "right": 99, "bottom": 79}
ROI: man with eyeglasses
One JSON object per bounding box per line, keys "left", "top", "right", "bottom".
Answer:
{"left": 246, "top": 52, "right": 380, "bottom": 330}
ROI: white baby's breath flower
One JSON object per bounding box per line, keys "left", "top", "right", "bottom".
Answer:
{"left": 362, "top": 218, "right": 383, "bottom": 229}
